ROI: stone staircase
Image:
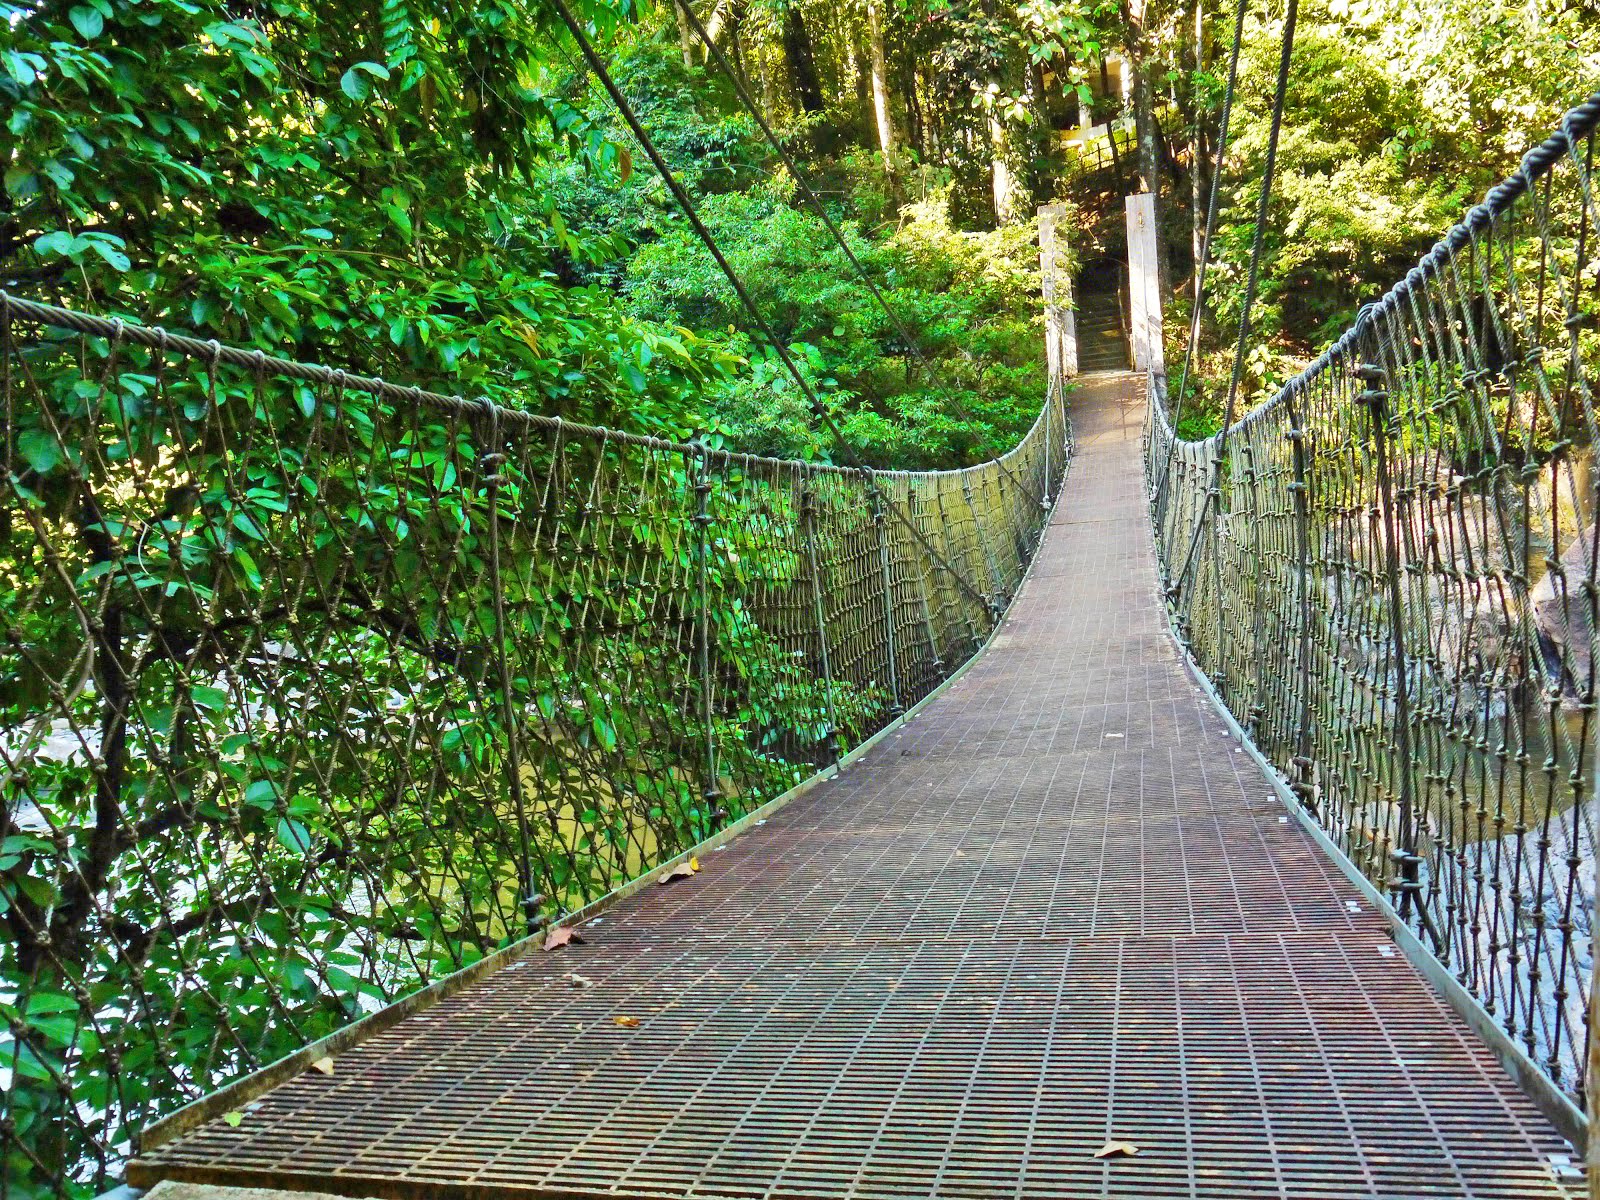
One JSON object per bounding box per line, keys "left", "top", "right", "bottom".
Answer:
{"left": 1074, "top": 278, "right": 1130, "bottom": 372}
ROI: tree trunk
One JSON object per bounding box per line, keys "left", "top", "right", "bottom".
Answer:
{"left": 903, "top": 59, "right": 925, "bottom": 156}
{"left": 781, "top": 5, "right": 825, "bottom": 114}
{"left": 757, "top": 39, "right": 775, "bottom": 122}
{"left": 1191, "top": 0, "right": 1207, "bottom": 307}
{"left": 1100, "top": 59, "right": 1127, "bottom": 193}
{"left": 989, "top": 109, "right": 1017, "bottom": 225}
{"left": 674, "top": 0, "right": 695, "bottom": 68}
{"left": 851, "top": 36, "right": 870, "bottom": 119}
{"left": 1027, "top": 61, "right": 1050, "bottom": 200}
{"left": 730, "top": 22, "right": 750, "bottom": 94}
{"left": 1122, "top": 0, "right": 1167, "bottom": 296}
{"left": 866, "top": 0, "right": 897, "bottom": 176}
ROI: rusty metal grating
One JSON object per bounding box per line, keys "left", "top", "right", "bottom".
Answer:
{"left": 128, "top": 375, "right": 1584, "bottom": 1200}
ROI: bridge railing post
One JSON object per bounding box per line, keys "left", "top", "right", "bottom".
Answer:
{"left": 963, "top": 476, "right": 1005, "bottom": 627}
{"left": 870, "top": 475, "right": 905, "bottom": 717}
{"left": 1240, "top": 438, "right": 1267, "bottom": 737}
{"left": 800, "top": 478, "right": 841, "bottom": 767}
{"left": 689, "top": 437, "right": 722, "bottom": 834}
{"left": 936, "top": 484, "right": 984, "bottom": 649}
{"left": 1125, "top": 191, "right": 1165, "bottom": 382}
{"left": 1282, "top": 388, "right": 1319, "bottom": 816}
{"left": 1039, "top": 202, "right": 1076, "bottom": 382}
{"left": 482, "top": 405, "right": 541, "bottom": 936}
{"left": 1591, "top": 925, "right": 1599, "bottom": 1196}
{"left": 1356, "top": 356, "right": 1433, "bottom": 947}
{"left": 906, "top": 487, "right": 946, "bottom": 684}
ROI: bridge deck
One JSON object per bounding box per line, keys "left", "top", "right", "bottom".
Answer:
{"left": 130, "top": 375, "right": 1580, "bottom": 1199}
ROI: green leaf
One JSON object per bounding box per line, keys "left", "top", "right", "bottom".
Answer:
{"left": 244, "top": 779, "right": 279, "bottom": 810}
{"left": 17, "top": 428, "right": 61, "bottom": 474}
{"left": 86, "top": 238, "right": 130, "bottom": 272}
{"left": 25, "top": 992, "right": 79, "bottom": 1016}
{"left": 0, "top": 1038, "right": 61, "bottom": 1082}
{"left": 190, "top": 684, "right": 228, "bottom": 712}
{"left": 3, "top": 166, "right": 38, "bottom": 197}
{"left": 69, "top": 5, "right": 104, "bottom": 37}
{"left": 383, "top": 203, "right": 412, "bottom": 239}
{"left": 32, "top": 231, "right": 76, "bottom": 258}
{"left": 276, "top": 818, "right": 311, "bottom": 855}
{"left": 340, "top": 68, "right": 370, "bottom": 101}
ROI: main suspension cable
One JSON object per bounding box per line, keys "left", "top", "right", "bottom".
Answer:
{"left": 1153, "top": 0, "right": 1250, "bottom": 502}
{"left": 1215, "top": 0, "right": 1298, "bottom": 445}
{"left": 542, "top": 0, "right": 996, "bottom": 612}
{"left": 1172, "top": 0, "right": 1299, "bottom": 596}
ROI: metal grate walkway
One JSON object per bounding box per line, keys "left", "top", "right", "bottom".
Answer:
{"left": 128, "top": 374, "right": 1582, "bottom": 1200}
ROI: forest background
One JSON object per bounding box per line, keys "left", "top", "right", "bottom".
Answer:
{"left": 6, "top": 0, "right": 1596, "bottom": 462}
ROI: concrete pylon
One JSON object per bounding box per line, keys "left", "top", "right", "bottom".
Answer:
{"left": 1038, "top": 203, "right": 1078, "bottom": 380}
{"left": 1125, "top": 191, "right": 1165, "bottom": 378}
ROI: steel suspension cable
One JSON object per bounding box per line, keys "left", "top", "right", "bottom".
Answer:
{"left": 1154, "top": 0, "right": 1250, "bottom": 503}
{"left": 542, "top": 0, "right": 997, "bottom": 612}
{"left": 1172, "top": 0, "right": 1299, "bottom": 597}
{"left": 669, "top": 0, "right": 1046, "bottom": 510}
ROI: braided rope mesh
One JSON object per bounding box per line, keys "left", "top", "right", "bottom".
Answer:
{"left": 0, "top": 294, "right": 1068, "bottom": 1199}
{"left": 1149, "top": 93, "right": 1600, "bottom": 1110}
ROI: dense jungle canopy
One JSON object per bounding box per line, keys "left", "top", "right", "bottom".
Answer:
{"left": 4, "top": 0, "right": 1597, "bottom": 457}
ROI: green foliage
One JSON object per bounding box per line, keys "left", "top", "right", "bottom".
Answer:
{"left": 542, "top": 42, "right": 768, "bottom": 285}
{"left": 0, "top": 0, "right": 722, "bottom": 436}
{"left": 622, "top": 182, "right": 1056, "bottom": 467}
{"left": 1, "top": 326, "right": 953, "bottom": 1194}
{"left": 1169, "top": 0, "right": 1598, "bottom": 434}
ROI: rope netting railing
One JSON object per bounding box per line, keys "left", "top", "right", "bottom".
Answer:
{"left": 0, "top": 292, "right": 1069, "bottom": 1199}
{"left": 1148, "top": 91, "right": 1600, "bottom": 1118}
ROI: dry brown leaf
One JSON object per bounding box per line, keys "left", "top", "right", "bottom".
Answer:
{"left": 310, "top": 1056, "right": 335, "bottom": 1076}
{"left": 1093, "top": 1141, "right": 1140, "bottom": 1159}
{"left": 543, "top": 926, "right": 584, "bottom": 952}
{"left": 658, "top": 857, "right": 700, "bottom": 886}
{"left": 613, "top": 1015, "right": 641, "bottom": 1028}
{"left": 564, "top": 972, "right": 594, "bottom": 988}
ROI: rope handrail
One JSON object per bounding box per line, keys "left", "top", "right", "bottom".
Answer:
{"left": 1147, "top": 86, "right": 1600, "bottom": 1121}
{"left": 0, "top": 289, "right": 1070, "bottom": 1197}
{"left": 0, "top": 291, "right": 1032, "bottom": 483}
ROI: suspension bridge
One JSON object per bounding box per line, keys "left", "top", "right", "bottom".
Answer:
{"left": 3, "top": 31, "right": 1600, "bottom": 1200}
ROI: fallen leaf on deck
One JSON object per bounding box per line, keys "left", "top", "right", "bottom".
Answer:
{"left": 658, "top": 858, "right": 700, "bottom": 885}
{"left": 565, "top": 972, "right": 594, "bottom": 988}
{"left": 613, "top": 1015, "right": 641, "bottom": 1028}
{"left": 223, "top": 1112, "right": 245, "bottom": 1128}
{"left": 310, "top": 1056, "right": 335, "bottom": 1076}
{"left": 1093, "top": 1141, "right": 1140, "bottom": 1159}
{"left": 543, "top": 926, "right": 584, "bottom": 952}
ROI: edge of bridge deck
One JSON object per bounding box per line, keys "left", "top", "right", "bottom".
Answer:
{"left": 131, "top": 427, "right": 1080, "bottom": 1161}
{"left": 1141, "top": 366, "right": 1589, "bottom": 1151}
{"left": 1164, "top": 553, "right": 1590, "bottom": 1150}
